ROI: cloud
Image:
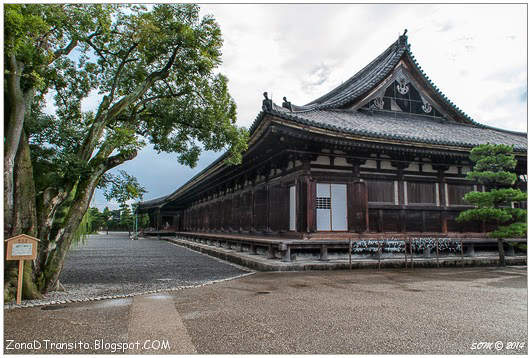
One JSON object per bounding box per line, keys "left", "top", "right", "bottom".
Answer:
{"left": 436, "top": 20, "right": 455, "bottom": 32}
{"left": 301, "top": 63, "right": 332, "bottom": 93}
{"left": 479, "top": 85, "right": 527, "bottom": 110}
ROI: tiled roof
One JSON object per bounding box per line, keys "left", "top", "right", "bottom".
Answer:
{"left": 267, "top": 104, "right": 527, "bottom": 151}
{"left": 250, "top": 32, "right": 527, "bottom": 151}
{"left": 137, "top": 194, "right": 171, "bottom": 208}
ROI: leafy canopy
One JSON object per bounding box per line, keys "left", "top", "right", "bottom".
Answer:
{"left": 16, "top": 3, "right": 248, "bottom": 202}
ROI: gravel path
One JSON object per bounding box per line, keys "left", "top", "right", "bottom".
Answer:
{"left": 5, "top": 232, "right": 249, "bottom": 308}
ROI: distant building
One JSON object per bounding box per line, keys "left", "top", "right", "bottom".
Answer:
{"left": 138, "top": 32, "right": 527, "bottom": 238}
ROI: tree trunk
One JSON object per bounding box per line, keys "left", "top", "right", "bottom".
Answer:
{"left": 4, "top": 132, "right": 42, "bottom": 301}
{"left": 4, "top": 56, "right": 30, "bottom": 237}
{"left": 13, "top": 132, "right": 38, "bottom": 237}
{"left": 34, "top": 185, "right": 72, "bottom": 282}
{"left": 41, "top": 173, "right": 102, "bottom": 292}
{"left": 497, "top": 238, "right": 506, "bottom": 266}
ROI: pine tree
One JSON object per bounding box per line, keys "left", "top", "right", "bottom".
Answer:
{"left": 457, "top": 144, "right": 527, "bottom": 266}
{"left": 119, "top": 204, "right": 134, "bottom": 237}
{"left": 102, "top": 207, "right": 112, "bottom": 235}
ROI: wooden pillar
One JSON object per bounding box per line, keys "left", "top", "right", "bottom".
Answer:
{"left": 216, "top": 200, "right": 221, "bottom": 231}
{"left": 265, "top": 179, "right": 271, "bottom": 233}
{"left": 175, "top": 212, "right": 180, "bottom": 231}
{"left": 308, "top": 179, "right": 316, "bottom": 233}
{"left": 155, "top": 208, "right": 161, "bottom": 231}
{"left": 296, "top": 174, "right": 315, "bottom": 234}
{"left": 250, "top": 187, "right": 255, "bottom": 233}
{"left": 346, "top": 158, "right": 368, "bottom": 233}
{"left": 399, "top": 209, "right": 406, "bottom": 233}
{"left": 391, "top": 161, "right": 409, "bottom": 233}
{"left": 232, "top": 193, "right": 239, "bottom": 233}
{"left": 220, "top": 199, "right": 225, "bottom": 232}
{"left": 347, "top": 181, "right": 368, "bottom": 233}
{"left": 433, "top": 165, "right": 449, "bottom": 233}
{"left": 378, "top": 209, "right": 384, "bottom": 233}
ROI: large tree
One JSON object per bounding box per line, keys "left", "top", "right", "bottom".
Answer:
{"left": 4, "top": 4, "right": 247, "bottom": 298}
{"left": 457, "top": 144, "right": 527, "bottom": 266}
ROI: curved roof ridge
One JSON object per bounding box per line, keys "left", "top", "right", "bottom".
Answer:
{"left": 477, "top": 123, "right": 527, "bottom": 137}
{"left": 288, "top": 34, "right": 408, "bottom": 112}
{"left": 403, "top": 45, "right": 481, "bottom": 126}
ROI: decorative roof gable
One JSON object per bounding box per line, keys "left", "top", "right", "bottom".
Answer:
{"left": 277, "top": 30, "right": 479, "bottom": 125}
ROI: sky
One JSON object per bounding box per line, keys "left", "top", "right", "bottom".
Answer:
{"left": 91, "top": 3, "right": 527, "bottom": 210}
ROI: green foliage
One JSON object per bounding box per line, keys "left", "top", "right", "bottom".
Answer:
{"left": 457, "top": 208, "right": 512, "bottom": 224}
{"left": 70, "top": 210, "right": 90, "bottom": 247}
{"left": 138, "top": 213, "right": 150, "bottom": 229}
{"left": 490, "top": 222, "right": 528, "bottom": 239}
{"left": 119, "top": 204, "right": 134, "bottom": 232}
{"left": 467, "top": 171, "right": 517, "bottom": 187}
{"left": 22, "top": 2, "right": 247, "bottom": 209}
{"left": 457, "top": 144, "right": 526, "bottom": 239}
{"left": 87, "top": 207, "right": 105, "bottom": 232}
{"left": 463, "top": 189, "right": 527, "bottom": 207}
{"left": 70, "top": 207, "right": 106, "bottom": 247}
{"left": 102, "top": 206, "right": 112, "bottom": 231}
{"left": 4, "top": 4, "right": 113, "bottom": 91}
{"left": 466, "top": 144, "right": 518, "bottom": 187}
{"left": 101, "top": 170, "right": 146, "bottom": 205}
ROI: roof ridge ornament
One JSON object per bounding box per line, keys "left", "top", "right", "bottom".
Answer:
{"left": 399, "top": 29, "right": 408, "bottom": 44}
{"left": 282, "top": 96, "right": 293, "bottom": 112}
{"left": 262, "top": 92, "right": 272, "bottom": 111}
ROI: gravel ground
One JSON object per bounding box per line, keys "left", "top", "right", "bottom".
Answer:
{"left": 173, "top": 266, "right": 528, "bottom": 354}
{"left": 4, "top": 266, "right": 527, "bottom": 354}
{"left": 5, "top": 232, "right": 248, "bottom": 308}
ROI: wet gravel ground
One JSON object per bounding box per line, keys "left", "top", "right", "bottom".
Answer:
{"left": 174, "top": 266, "right": 528, "bottom": 354}
{"left": 3, "top": 266, "right": 527, "bottom": 354}
{"left": 6, "top": 232, "right": 248, "bottom": 307}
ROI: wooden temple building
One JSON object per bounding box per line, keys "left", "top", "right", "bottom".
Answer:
{"left": 138, "top": 32, "right": 527, "bottom": 240}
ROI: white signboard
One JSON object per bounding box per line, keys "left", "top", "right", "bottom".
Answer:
{"left": 11, "top": 243, "right": 33, "bottom": 257}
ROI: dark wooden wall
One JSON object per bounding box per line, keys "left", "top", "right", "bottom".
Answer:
{"left": 175, "top": 176, "right": 487, "bottom": 235}
{"left": 159, "top": 147, "right": 526, "bottom": 236}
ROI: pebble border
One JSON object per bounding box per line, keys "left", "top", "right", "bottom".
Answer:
{"left": 4, "top": 271, "right": 255, "bottom": 310}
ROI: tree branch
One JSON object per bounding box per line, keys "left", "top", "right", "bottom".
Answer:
{"left": 51, "top": 38, "right": 78, "bottom": 63}
{"left": 109, "top": 42, "right": 139, "bottom": 102}
{"left": 85, "top": 38, "right": 109, "bottom": 65}
{"left": 106, "top": 45, "right": 180, "bottom": 120}
{"left": 77, "top": 46, "right": 180, "bottom": 163}
{"left": 134, "top": 91, "right": 186, "bottom": 109}
{"left": 105, "top": 150, "right": 138, "bottom": 170}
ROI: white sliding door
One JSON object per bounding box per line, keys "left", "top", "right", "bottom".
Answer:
{"left": 331, "top": 184, "right": 347, "bottom": 231}
{"left": 316, "top": 183, "right": 347, "bottom": 231}
{"left": 289, "top": 185, "right": 296, "bottom": 231}
{"left": 316, "top": 183, "right": 331, "bottom": 231}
